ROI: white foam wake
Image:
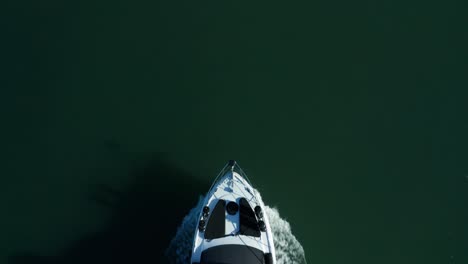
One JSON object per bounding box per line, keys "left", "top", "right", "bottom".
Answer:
{"left": 165, "top": 194, "right": 307, "bottom": 264}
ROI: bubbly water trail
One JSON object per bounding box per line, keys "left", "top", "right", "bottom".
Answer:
{"left": 166, "top": 193, "right": 307, "bottom": 264}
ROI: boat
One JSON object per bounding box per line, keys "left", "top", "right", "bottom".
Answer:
{"left": 191, "top": 160, "right": 276, "bottom": 264}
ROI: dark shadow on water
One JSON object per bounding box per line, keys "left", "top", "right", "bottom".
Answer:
{"left": 8, "top": 154, "right": 209, "bottom": 264}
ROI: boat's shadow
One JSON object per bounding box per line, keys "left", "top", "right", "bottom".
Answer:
{"left": 8, "top": 155, "right": 208, "bottom": 264}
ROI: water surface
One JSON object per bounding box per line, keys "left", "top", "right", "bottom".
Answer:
{"left": 2, "top": 0, "right": 468, "bottom": 263}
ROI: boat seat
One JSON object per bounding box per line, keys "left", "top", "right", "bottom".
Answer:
{"left": 204, "top": 199, "right": 226, "bottom": 239}
{"left": 239, "top": 198, "right": 261, "bottom": 237}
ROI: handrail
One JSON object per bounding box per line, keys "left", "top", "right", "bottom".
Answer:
{"left": 208, "top": 160, "right": 254, "bottom": 189}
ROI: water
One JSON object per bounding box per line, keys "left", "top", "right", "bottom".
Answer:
{"left": 2, "top": 0, "right": 468, "bottom": 264}
{"left": 166, "top": 194, "right": 307, "bottom": 264}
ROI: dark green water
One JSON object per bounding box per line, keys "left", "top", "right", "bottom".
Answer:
{"left": 2, "top": 0, "right": 468, "bottom": 263}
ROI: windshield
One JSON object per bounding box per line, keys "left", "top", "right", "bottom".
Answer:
{"left": 201, "top": 245, "right": 265, "bottom": 264}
